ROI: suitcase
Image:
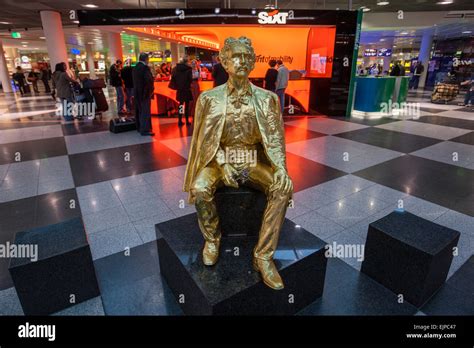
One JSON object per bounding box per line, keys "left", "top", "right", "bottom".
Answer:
{"left": 91, "top": 88, "right": 108, "bottom": 112}
{"left": 109, "top": 117, "right": 137, "bottom": 133}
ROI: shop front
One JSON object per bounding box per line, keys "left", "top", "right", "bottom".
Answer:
{"left": 78, "top": 8, "right": 360, "bottom": 117}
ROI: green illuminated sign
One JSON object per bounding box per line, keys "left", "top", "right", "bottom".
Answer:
{"left": 11, "top": 32, "right": 21, "bottom": 39}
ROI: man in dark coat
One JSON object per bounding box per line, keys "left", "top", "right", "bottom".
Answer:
{"left": 132, "top": 53, "right": 155, "bottom": 136}
{"left": 172, "top": 56, "right": 193, "bottom": 126}
{"left": 211, "top": 56, "right": 229, "bottom": 87}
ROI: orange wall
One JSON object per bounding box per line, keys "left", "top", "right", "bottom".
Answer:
{"left": 207, "top": 26, "right": 311, "bottom": 78}
{"left": 305, "top": 27, "right": 336, "bottom": 78}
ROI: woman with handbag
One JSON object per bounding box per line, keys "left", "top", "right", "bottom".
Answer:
{"left": 52, "top": 62, "right": 79, "bottom": 121}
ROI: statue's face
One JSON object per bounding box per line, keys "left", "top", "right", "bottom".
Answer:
{"left": 222, "top": 43, "right": 254, "bottom": 79}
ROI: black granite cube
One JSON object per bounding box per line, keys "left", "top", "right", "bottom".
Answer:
{"left": 156, "top": 213, "right": 327, "bottom": 315}
{"left": 8, "top": 217, "right": 100, "bottom": 315}
{"left": 215, "top": 186, "right": 267, "bottom": 237}
{"left": 361, "top": 211, "right": 460, "bottom": 307}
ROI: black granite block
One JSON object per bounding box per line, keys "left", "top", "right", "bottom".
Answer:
{"left": 421, "top": 256, "right": 474, "bottom": 315}
{"left": 156, "top": 213, "right": 327, "bottom": 315}
{"left": 8, "top": 217, "right": 100, "bottom": 315}
{"left": 298, "top": 258, "right": 418, "bottom": 316}
{"left": 361, "top": 211, "right": 460, "bottom": 307}
{"left": 215, "top": 186, "right": 267, "bottom": 237}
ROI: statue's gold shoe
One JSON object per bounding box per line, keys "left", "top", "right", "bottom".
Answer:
{"left": 202, "top": 240, "right": 220, "bottom": 266}
{"left": 253, "top": 258, "right": 284, "bottom": 290}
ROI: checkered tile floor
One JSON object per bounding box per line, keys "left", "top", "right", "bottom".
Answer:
{"left": 0, "top": 87, "right": 472, "bottom": 315}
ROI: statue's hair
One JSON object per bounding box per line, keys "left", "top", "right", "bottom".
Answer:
{"left": 219, "top": 36, "right": 256, "bottom": 68}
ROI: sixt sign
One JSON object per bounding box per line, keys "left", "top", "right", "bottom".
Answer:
{"left": 257, "top": 9, "right": 294, "bottom": 24}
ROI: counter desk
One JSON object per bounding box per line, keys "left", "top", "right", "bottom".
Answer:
{"left": 352, "top": 76, "right": 409, "bottom": 118}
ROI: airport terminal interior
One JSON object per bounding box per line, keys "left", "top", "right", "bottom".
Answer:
{"left": 0, "top": 0, "right": 472, "bottom": 317}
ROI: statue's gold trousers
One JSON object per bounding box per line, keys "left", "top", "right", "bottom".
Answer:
{"left": 191, "top": 157, "right": 290, "bottom": 261}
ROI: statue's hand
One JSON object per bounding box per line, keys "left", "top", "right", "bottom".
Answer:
{"left": 221, "top": 163, "right": 239, "bottom": 188}
{"left": 271, "top": 169, "right": 293, "bottom": 195}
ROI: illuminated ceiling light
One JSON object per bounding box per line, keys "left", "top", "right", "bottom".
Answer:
{"left": 462, "top": 30, "right": 472, "bottom": 34}
{"left": 436, "top": 0, "right": 453, "bottom": 4}
{"left": 73, "top": 20, "right": 79, "bottom": 24}
{"left": 0, "top": 21, "right": 11, "bottom": 24}
{"left": 175, "top": 8, "right": 181, "bottom": 15}
{"left": 21, "top": 41, "right": 28, "bottom": 43}
{"left": 362, "top": 7, "right": 371, "bottom": 12}
{"left": 82, "top": 4, "right": 98, "bottom": 8}
{"left": 214, "top": 8, "right": 220, "bottom": 14}
{"left": 400, "top": 31, "right": 408, "bottom": 35}
{"left": 39, "top": 36, "right": 45, "bottom": 39}
{"left": 377, "top": 0, "right": 390, "bottom": 5}
{"left": 22, "top": 44, "right": 27, "bottom": 47}
{"left": 251, "top": 9, "right": 257, "bottom": 15}
{"left": 34, "top": 47, "right": 39, "bottom": 50}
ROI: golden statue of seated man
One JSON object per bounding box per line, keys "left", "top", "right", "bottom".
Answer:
{"left": 183, "top": 36, "right": 293, "bottom": 290}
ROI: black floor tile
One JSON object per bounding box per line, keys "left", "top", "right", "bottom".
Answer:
{"left": 69, "top": 142, "right": 187, "bottom": 187}
{"left": 94, "top": 241, "right": 182, "bottom": 315}
{"left": 454, "top": 107, "right": 474, "bottom": 112}
{"left": 0, "top": 119, "right": 61, "bottom": 130}
{"left": 94, "top": 241, "right": 160, "bottom": 290}
{"left": 421, "top": 284, "right": 474, "bottom": 315}
{"left": 286, "top": 152, "right": 347, "bottom": 192}
{"left": 284, "top": 124, "right": 326, "bottom": 144}
{"left": 35, "top": 189, "right": 82, "bottom": 227}
{"left": 62, "top": 119, "right": 110, "bottom": 136}
{"left": 444, "top": 256, "right": 474, "bottom": 296}
{"left": 419, "top": 107, "right": 447, "bottom": 114}
{"left": 450, "top": 131, "right": 474, "bottom": 146}
{"left": 335, "top": 127, "right": 441, "bottom": 153}
{"left": 100, "top": 274, "right": 183, "bottom": 315}
{"left": 413, "top": 115, "right": 474, "bottom": 130}
{"left": 298, "top": 258, "right": 418, "bottom": 315}
{"left": 0, "top": 188, "right": 81, "bottom": 290}
{"left": 0, "top": 137, "right": 68, "bottom": 165}
{"left": 353, "top": 155, "right": 474, "bottom": 216}
{"left": 334, "top": 116, "right": 399, "bottom": 126}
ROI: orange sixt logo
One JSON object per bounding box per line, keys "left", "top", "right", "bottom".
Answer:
{"left": 257, "top": 10, "right": 294, "bottom": 24}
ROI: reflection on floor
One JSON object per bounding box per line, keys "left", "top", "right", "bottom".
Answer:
{"left": 0, "top": 87, "right": 472, "bottom": 315}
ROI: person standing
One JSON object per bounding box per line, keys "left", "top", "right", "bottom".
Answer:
{"left": 132, "top": 53, "right": 155, "bottom": 136}
{"left": 27, "top": 70, "right": 40, "bottom": 94}
{"left": 52, "top": 62, "right": 79, "bottom": 121}
{"left": 172, "top": 56, "right": 193, "bottom": 126}
{"left": 121, "top": 60, "right": 134, "bottom": 114}
{"left": 409, "top": 61, "right": 424, "bottom": 90}
{"left": 264, "top": 59, "right": 278, "bottom": 92}
{"left": 12, "top": 67, "right": 27, "bottom": 96}
{"left": 390, "top": 61, "right": 401, "bottom": 76}
{"left": 459, "top": 76, "right": 474, "bottom": 106}
{"left": 189, "top": 59, "right": 201, "bottom": 118}
{"left": 40, "top": 65, "right": 51, "bottom": 93}
{"left": 275, "top": 59, "right": 289, "bottom": 114}
{"left": 109, "top": 59, "right": 126, "bottom": 115}
{"left": 212, "top": 55, "right": 229, "bottom": 87}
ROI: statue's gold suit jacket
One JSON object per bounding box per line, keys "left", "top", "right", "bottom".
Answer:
{"left": 183, "top": 83, "right": 288, "bottom": 203}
